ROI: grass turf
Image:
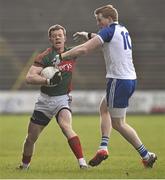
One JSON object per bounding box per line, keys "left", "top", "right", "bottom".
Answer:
{"left": 0, "top": 114, "right": 165, "bottom": 179}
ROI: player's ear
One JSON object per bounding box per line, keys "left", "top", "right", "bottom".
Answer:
{"left": 64, "top": 36, "right": 67, "bottom": 42}
{"left": 108, "top": 16, "right": 113, "bottom": 22}
{"left": 49, "top": 37, "right": 52, "bottom": 43}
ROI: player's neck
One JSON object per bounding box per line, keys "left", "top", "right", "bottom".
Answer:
{"left": 54, "top": 47, "right": 65, "bottom": 54}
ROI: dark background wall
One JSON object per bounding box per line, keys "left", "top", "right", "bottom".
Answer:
{"left": 0, "top": 0, "right": 165, "bottom": 90}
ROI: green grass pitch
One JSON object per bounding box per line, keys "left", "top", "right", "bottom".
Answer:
{"left": 0, "top": 114, "right": 165, "bottom": 179}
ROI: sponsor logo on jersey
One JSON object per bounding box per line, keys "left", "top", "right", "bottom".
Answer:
{"left": 58, "top": 60, "right": 75, "bottom": 72}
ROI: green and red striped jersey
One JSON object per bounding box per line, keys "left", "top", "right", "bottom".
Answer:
{"left": 34, "top": 47, "right": 76, "bottom": 96}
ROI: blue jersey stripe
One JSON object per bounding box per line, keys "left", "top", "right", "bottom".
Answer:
{"left": 98, "top": 23, "right": 117, "bottom": 42}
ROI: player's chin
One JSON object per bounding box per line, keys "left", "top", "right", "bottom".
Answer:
{"left": 54, "top": 43, "right": 63, "bottom": 49}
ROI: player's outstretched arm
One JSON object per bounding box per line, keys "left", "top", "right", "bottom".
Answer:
{"left": 73, "top": 32, "right": 97, "bottom": 42}
{"left": 58, "top": 35, "right": 101, "bottom": 62}
{"left": 52, "top": 36, "right": 102, "bottom": 66}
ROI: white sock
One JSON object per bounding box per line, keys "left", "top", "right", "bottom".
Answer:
{"left": 78, "top": 158, "right": 87, "bottom": 166}
{"left": 22, "top": 163, "right": 30, "bottom": 168}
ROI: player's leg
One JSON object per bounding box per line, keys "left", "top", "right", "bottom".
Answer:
{"left": 88, "top": 96, "right": 111, "bottom": 166}
{"left": 57, "top": 108, "right": 87, "bottom": 168}
{"left": 108, "top": 79, "right": 157, "bottom": 168}
{"left": 112, "top": 115, "right": 144, "bottom": 148}
{"left": 19, "top": 120, "right": 45, "bottom": 169}
{"left": 100, "top": 96, "right": 111, "bottom": 149}
{"left": 111, "top": 116, "right": 157, "bottom": 167}
{"left": 18, "top": 102, "right": 52, "bottom": 170}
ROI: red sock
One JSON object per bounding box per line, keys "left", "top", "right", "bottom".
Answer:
{"left": 68, "top": 136, "right": 83, "bottom": 159}
{"left": 22, "top": 154, "right": 32, "bottom": 164}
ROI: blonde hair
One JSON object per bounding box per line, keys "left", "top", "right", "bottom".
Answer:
{"left": 94, "top": 4, "right": 118, "bottom": 21}
{"left": 48, "top": 24, "right": 66, "bottom": 37}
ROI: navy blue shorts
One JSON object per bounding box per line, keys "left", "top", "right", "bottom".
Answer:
{"left": 106, "top": 78, "right": 137, "bottom": 108}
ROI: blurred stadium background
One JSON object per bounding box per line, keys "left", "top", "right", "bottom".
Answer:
{"left": 0, "top": 0, "right": 165, "bottom": 114}
{"left": 0, "top": 1, "right": 165, "bottom": 179}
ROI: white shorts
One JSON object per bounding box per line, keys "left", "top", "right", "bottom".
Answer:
{"left": 31, "top": 93, "right": 72, "bottom": 126}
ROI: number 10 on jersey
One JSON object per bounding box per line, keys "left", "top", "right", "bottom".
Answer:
{"left": 121, "top": 31, "right": 132, "bottom": 50}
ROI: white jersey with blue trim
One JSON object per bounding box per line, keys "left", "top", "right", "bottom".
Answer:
{"left": 97, "top": 22, "right": 136, "bottom": 79}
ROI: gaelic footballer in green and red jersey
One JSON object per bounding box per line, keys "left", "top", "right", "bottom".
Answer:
{"left": 34, "top": 47, "right": 76, "bottom": 96}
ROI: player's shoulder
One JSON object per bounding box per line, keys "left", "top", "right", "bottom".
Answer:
{"left": 115, "top": 23, "right": 129, "bottom": 31}
{"left": 107, "top": 22, "right": 127, "bottom": 31}
{"left": 33, "top": 47, "right": 53, "bottom": 66}
{"left": 99, "top": 22, "right": 118, "bottom": 36}
{"left": 36, "top": 48, "right": 52, "bottom": 61}
{"left": 98, "top": 22, "right": 118, "bottom": 42}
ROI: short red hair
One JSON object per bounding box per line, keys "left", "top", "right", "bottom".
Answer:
{"left": 94, "top": 4, "right": 118, "bottom": 21}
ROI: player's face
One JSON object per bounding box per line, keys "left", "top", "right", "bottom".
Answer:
{"left": 95, "top": 13, "right": 112, "bottom": 29}
{"left": 49, "top": 29, "right": 66, "bottom": 49}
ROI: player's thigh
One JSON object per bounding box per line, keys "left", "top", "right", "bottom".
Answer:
{"left": 100, "top": 96, "right": 109, "bottom": 113}
{"left": 57, "top": 109, "right": 72, "bottom": 129}
{"left": 55, "top": 94, "right": 72, "bottom": 123}
{"left": 111, "top": 116, "right": 125, "bottom": 129}
{"left": 31, "top": 110, "right": 52, "bottom": 126}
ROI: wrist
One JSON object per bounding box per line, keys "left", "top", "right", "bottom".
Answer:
{"left": 59, "top": 53, "right": 63, "bottom": 60}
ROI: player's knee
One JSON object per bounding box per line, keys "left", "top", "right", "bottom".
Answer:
{"left": 58, "top": 111, "right": 72, "bottom": 130}
{"left": 111, "top": 118, "right": 124, "bottom": 131}
{"left": 59, "top": 122, "right": 75, "bottom": 139}
{"left": 60, "top": 122, "right": 72, "bottom": 133}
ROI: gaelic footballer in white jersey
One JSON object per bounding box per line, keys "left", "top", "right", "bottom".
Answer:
{"left": 53, "top": 4, "right": 157, "bottom": 168}
{"left": 97, "top": 21, "right": 136, "bottom": 80}
{"left": 97, "top": 22, "right": 137, "bottom": 118}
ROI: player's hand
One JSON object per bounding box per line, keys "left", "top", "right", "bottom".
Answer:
{"left": 73, "top": 32, "right": 88, "bottom": 42}
{"left": 51, "top": 54, "right": 61, "bottom": 67}
{"left": 47, "top": 70, "right": 62, "bottom": 86}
